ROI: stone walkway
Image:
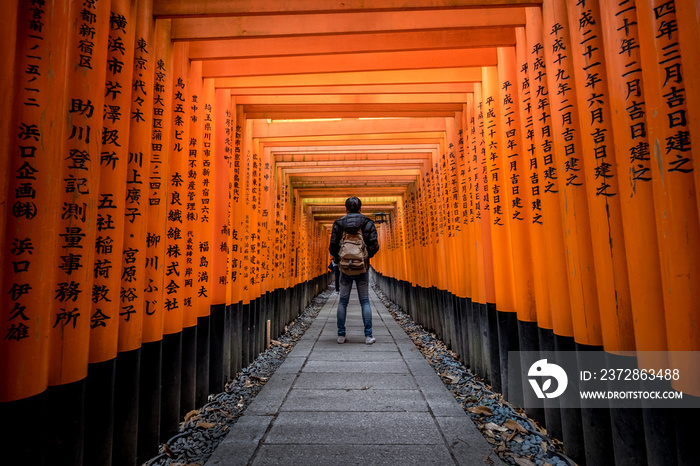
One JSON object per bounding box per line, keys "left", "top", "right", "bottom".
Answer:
{"left": 206, "top": 286, "right": 501, "bottom": 465}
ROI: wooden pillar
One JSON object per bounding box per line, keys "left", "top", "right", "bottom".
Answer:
{"left": 635, "top": 0, "right": 700, "bottom": 396}
{"left": 138, "top": 18, "right": 171, "bottom": 459}
{"left": 524, "top": 8, "right": 574, "bottom": 341}
{"left": 566, "top": 0, "right": 635, "bottom": 355}
{"left": 49, "top": 1, "right": 110, "bottom": 464}
{"left": 188, "top": 61, "right": 212, "bottom": 407}
{"left": 84, "top": 1, "right": 138, "bottom": 464}
{"left": 541, "top": 0, "right": 602, "bottom": 348}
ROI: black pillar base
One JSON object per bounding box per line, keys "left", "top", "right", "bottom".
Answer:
{"left": 180, "top": 325, "right": 197, "bottom": 418}
{"left": 1, "top": 390, "right": 48, "bottom": 465}
{"left": 160, "top": 332, "right": 183, "bottom": 442}
{"left": 554, "top": 334, "right": 584, "bottom": 465}
{"left": 113, "top": 348, "right": 141, "bottom": 466}
{"left": 517, "top": 320, "right": 540, "bottom": 423}
{"left": 196, "top": 315, "right": 211, "bottom": 407}
{"left": 46, "top": 378, "right": 86, "bottom": 466}
{"left": 485, "top": 303, "right": 499, "bottom": 388}
{"left": 209, "top": 303, "right": 226, "bottom": 393}
{"left": 576, "top": 343, "right": 613, "bottom": 466}
{"left": 495, "top": 310, "right": 518, "bottom": 399}
{"left": 84, "top": 358, "right": 116, "bottom": 466}
{"left": 538, "top": 327, "right": 562, "bottom": 440}
{"left": 137, "top": 339, "right": 162, "bottom": 463}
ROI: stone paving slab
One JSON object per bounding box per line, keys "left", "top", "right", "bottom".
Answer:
{"left": 293, "top": 372, "right": 417, "bottom": 390}
{"left": 305, "top": 350, "right": 402, "bottom": 362}
{"left": 265, "top": 411, "right": 445, "bottom": 444}
{"left": 206, "top": 286, "right": 501, "bottom": 466}
{"left": 301, "top": 360, "right": 410, "bottom": 374}
{"left": 280, "top": 388, "right": 428, "bottom": 412}
{"left": 251, "top": 444, "right": 456, "bottom": 466}
{"left": 206, "top": 415, "right": 272, "bottom": 466}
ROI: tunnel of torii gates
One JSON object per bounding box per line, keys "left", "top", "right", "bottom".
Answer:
{"left": 1, "top": 0, "right": 700, "bottom": 465}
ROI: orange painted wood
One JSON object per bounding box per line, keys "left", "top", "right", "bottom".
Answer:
{"left": 464, "top": 98, "right": 480, "bottom": 304}
{"left": 676, "top": 0, "right": 700, "bottom": 215}
{"left": 1, "top": 0, "right": 70, "bottom": 401}
{"left": 187, "top": 28, "right": 515, "bottom": 60}
{"left": 472, "top": 83, "right": 497, "bottom": 304}
{"left": 212, "top": 88, "right": 231, "bottom": 306}
{"left": 260, "top": 138, "right": 275, "bottom": 294}
{"left": 201, "top": 49, "right": 498, "bottom": 78}
{"left": 231, "top": 104, "right": 248, "bottom": 300}
{"left": 229, "top": 84, "right": 476, "bottom": 96}
{"left": 213, "top": 67, "right": 483, "bottom": 88}
{"left": 498, "top": 46, "right": 537, "bottom": 323}
{"left": 514, "top": 25, "right": 551, "bottom": 330}
{"left": 598, "top": 0, "right": 667, "bottom": 355}
{"left": 161, "top": 41, "right": 189, "bottom": 335}
{"left": 120, "top": 0, "right": 156, "bottom": 352}
{"left": 483, "top": 65, "right": 516, "bottom": 313}
{"left": 187, "top": 61, "right": 212, "bottom": 319}
{"left": 252, "top": 118, "right": 448, "bottom": 139}
{"left": 234, "top": 95, "right": 472, "bottom": 105}
{"left": 446, "top": 115, "right": 469, "bottom": 299}
{"left": 242, "top": 105, "right": 464, "bottom": 114}
{"left": 154, "top": 0, "right": 541, "bottom": 17}
{"left": 523, "top": 7, "right": 572, "bottom": 337}
{"left": 636, "top": 0, "right": 700, "bottom": 393}
{"left": 169, "top": 8, "right": 526, "bottom": 41}
{"left": 566, "top": 0, "right": 634, "bottom": 353}
{"left": 48, "top": 0, "right": 110, "bottom": 386}
{"left": 541, "top": 0, "right": 602, "bottom": 346}
{"left": 142, "top": 19, "right": 173, "bottom": 344}
{"left": 0, "top": 0, "right": 18, "bottom": 255}
{"left": 90, "top": 0, "right": 138, "bottom": 363}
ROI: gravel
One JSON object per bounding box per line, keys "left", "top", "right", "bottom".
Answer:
{"left": 144, "top": 282, "right": 577, "bottom": 466}
{"left": 142, "top": 289, "right": 333, "bottom": 466}
{"left": 372, "top": 283, "right": 577, "bottom": 466}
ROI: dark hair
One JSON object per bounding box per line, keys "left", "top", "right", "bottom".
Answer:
{"left": 345, "top": 196, "right": 361, "bottom": 213}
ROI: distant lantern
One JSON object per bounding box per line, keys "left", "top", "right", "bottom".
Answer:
{"left": 374, "top": 212, "right": 389, "bottom": 224}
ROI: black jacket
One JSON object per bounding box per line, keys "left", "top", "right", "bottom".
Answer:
{"left": 329, "top": 212, "right": 379, "bottom": 264}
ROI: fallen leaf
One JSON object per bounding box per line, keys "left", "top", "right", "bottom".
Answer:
{"left": 184, "top": 409, "right": 200, "bottom": 423}
{"left": 270, "top": 339, "right": 282, "bottom": 346}
{"left": 505, "top": 430, "right": 517, "bottom": 442}
{"left": 514, "top": 459, "right": 535, "bottom": 466}
{"left": 484, "top": 422, "right": 508, "bottom": 432}
{"left": 361, "top": 386, "right": 370, "bottom": 390}
{"left": 245, "top": 379, "right": 254, "bottom": 387}
{"left": 486, "top": 437, "right": 498, "bottom": 445}
{"left": 513, "top": 437, "right": 524, "bottom": 444}
{"left": 496, "top": 444, "right": 506, "bottom": 452}
{"left": 541, "top": 441, "right": 547, "bottom": 453}
{"left": 446, "top": 374, "right": 461, "bottom": 384}
{"left": 250, "top": 375, "right": 269, "bottom": 382}
{"left": 161, "top": 443, "right": 174, "bottom": 458}
{"left": 483, "top": 429, "right": 496, "bottom": 438}
{"left": 196, "top": 421, "right": 217, "bottom": 429}
{"left": 505, "top": 419, "right": 528, "bottom": 433}
{"left": 467, "top": 406, "right": 493, "bottom": 416}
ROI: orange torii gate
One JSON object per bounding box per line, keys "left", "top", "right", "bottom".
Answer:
{"left": 2, "top": 1, "right": 699, "bottom": 465}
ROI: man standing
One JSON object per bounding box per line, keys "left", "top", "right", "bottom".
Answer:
{"left": 329, "top": 196, "right": 380, "bottom": 344}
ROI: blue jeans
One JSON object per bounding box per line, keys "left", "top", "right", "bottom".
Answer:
{"left": 337, "top": 271, "right": 373, "bottom": 337}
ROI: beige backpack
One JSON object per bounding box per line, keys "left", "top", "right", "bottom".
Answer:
{"left": 338, "top": 231, "right": 368, "bottom": 275}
